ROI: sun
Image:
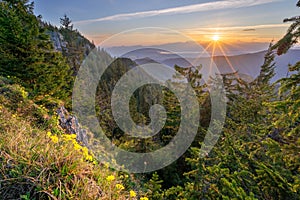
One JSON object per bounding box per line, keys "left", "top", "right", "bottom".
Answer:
{"left": 212, "top": 34, "right": 220, "bottom": 42}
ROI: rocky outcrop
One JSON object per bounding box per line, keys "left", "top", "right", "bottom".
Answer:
{"left": 57, "top": 106, "right": 89, "bottom": 147}
{"left": 47, "top": 26, "right": 95, "bottom": 74}
{"left": 48, "top": 31, "right": 68, "bottom": 52}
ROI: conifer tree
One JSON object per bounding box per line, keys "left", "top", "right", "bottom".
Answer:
{"left": 0, "top": 0, "right": 72, "bottom": 100}
{"left": 268, "top": 1, "right": 300, "bottom": 194}
{"left": 273, "top": 0, "right": 300, "bottom": 55}
{"left": 60, "top": 14, "right": 73, "bottom": 30}
{"left": 176, "top": 16, "right": 299, "bottom": 199}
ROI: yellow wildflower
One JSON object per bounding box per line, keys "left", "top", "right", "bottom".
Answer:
{"left": 106, "top": 175, "right": 115, "bottom": 182}
{"left": 70, "top": 134, "right": 77, "bottom": 139}
{"left": 140, "top": 197, "right": 148, "bottom": 200}
{"left": 73, "top": 142, "right": 82, "bottom": 150}
{"left": 129, "top": 190, "right": 136, "bottom": 197}
{"left": 85, "top": 155, "right": 93, "bottom": 161}
{"left": 82, "top": 147, "right": 89, "bottom": 155}
{"left": 50, "top": 135, "right": 59, "bottom": 144}
{"left": 47, "top": 131, "right": 52, "bottom": 137}
{"left": 116, "top": 183, "right": 125, "bottom": 190}
{"left": 63, "top": 134, "right": 77, "bottom": 141}
{"left": 104, "top": 162, "right": 110, "bottom": 168}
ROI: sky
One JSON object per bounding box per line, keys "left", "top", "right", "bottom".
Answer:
{"left": 34, "top": 0, "right": 300, "bottom": 48}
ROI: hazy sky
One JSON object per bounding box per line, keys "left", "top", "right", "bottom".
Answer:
{"left": 34, "top": 0, "right": 299, "bottom": 46}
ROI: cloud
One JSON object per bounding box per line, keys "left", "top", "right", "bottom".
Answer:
{"left": 184, "top": 23, "right": 289, "bottom": 34}
{"left": 74, "top": 0, "right": 281, "bottom": 25}
{"left": 243, "top": 29, "right": 256, "bottom": 31}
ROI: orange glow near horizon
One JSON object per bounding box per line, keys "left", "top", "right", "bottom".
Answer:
{"left": 212, "top": 34, "right": 220, "bottom": 42}
{"left": 85, "top": 32, "right": 280, "bottom": 47}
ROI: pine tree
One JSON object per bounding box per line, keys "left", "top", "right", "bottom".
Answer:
{"left": 60, "top": 14, "right": 73, "bottom": 30}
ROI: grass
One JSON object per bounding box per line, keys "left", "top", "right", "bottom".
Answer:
{"left": 0, "top": 77, "right": 142, "bottom": 199}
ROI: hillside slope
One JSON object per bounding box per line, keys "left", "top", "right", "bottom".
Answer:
{"left": 0, "top": 77, "right": 141, "bottom": 200}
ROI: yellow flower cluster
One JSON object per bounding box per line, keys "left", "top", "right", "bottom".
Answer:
{"left": 47, "top": 132, "right": 51, "bottom": 137}
{"left": 62, "top": 134, "right": 94, "bottom": 162}
{"left": 47, "top": 132, "right": 59, "bottom": 144}
{"left": 82, "top": 146, "right": 93, "bottom": 162}
{"left": 103, "top": 162, "right": 110, "bottom": 168}
{"left": 116, "top": 183, "right": 125, "bottom": 190}
{"left": 50, "top": 135, "right": 59, "bottom": 143}
{"left": 62, "top": 134, "right": 77, "bottom": 140}
{"left": 46, "top": 132, "right": 95, "bottom": 162}
{"left": 106, "top": 175, "right": 115, "bottom": 182}
{"left": 140, "top": 197, "right": 148, "bottom": 200}
{"left": 129, "top": 190, "right": 136, "bottom": 197}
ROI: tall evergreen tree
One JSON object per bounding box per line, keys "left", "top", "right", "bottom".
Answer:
{"left": 0, "top": 0, "right": 72, "bottom": 100}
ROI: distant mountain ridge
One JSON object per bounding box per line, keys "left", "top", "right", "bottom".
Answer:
{"left": 117, "top": 48, "right": 300, "bottom": 82}
{"left": 45, "top": 24, "right": 298, "bottom": 83}
{"left": 105, "top": 41, "right": 271, "bottom": 57}
{"left": 162, "top": 50, "right": 300, "bottom": 82}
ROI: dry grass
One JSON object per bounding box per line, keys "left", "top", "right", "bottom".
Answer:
{"left": 0, "top": 78, "right": 138, "bottom": 199}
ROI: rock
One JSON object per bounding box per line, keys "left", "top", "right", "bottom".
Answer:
{"left": 57, "top": 106, "right": 89, "bottom": 147}
{"left": 48, "top": 31, "right": 68, "bottom": 52}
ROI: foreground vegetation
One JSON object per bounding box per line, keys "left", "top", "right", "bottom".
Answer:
{"left": 0, "top": 0, "right": 299, "bottom": 199}
{"left": 0, "top": 77, "right": 146, "bottom": 199}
